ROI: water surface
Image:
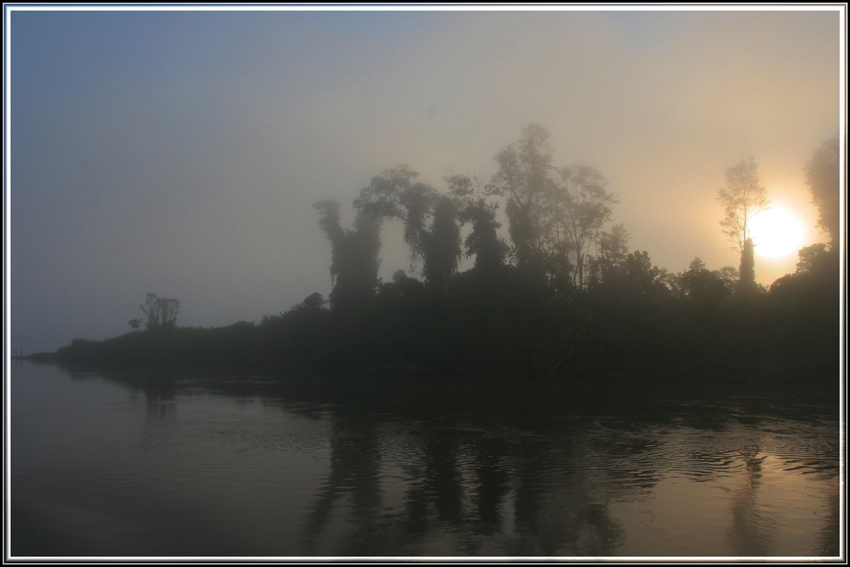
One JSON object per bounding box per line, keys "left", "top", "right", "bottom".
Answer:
{"left": 10, "top": 362, "right": 841, "bottom": 558}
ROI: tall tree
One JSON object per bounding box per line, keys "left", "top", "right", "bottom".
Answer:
{"left": 738, "top": 237, "right": 756, "bottom": 294}
{"left": 596, "top": 223, "right": 631, "bottom": 280}
{"left": 354, "top": 165, "right": 432, "bottom": 265}
{"left": 718, "top": 156, "right": 770, "bottom": 252}
{"left": 421, "top": 195, "right": 461, "bottom": 292}
{"left": 717, "top": 156, "right": 770, "bottom": 289}
{"left": 314, "top": 199, "right": 382, "bottom": 312}
{"left": 355, "top": 166, "right": 461, "bottom": 290}
{"left": 490, "top": 124, "right": 556, "bottom": 270}
{"left": 140, "top": 293, "right": 180, "bottom": 331}
{"left": 552, "top": 165, "right": 618, "bottom": 289}
{"left": 314, "top": 199, "right": 346, "bottom": 287}
{"left": 446, "top": 173, "right": 507, "bottom": 276}
{"left": 804, "top": 133, "right": 840, "bottom": 251}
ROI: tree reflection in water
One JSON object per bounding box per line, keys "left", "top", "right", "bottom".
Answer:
{"left": 300, "top": 411, "right": 382, "bottom": 555}
{"left": 141, "top": 376, "right": 178, "bottom": 421}
{"left": 506, "top": 438, "right": 627, "bottom": 556}
{"left": 727, "top": 447, "right": 776, "bottom": 555}
{"left": 299, "top": 406, "right": 639, "bottom": 556}
{"left": 403, "top": 430, "right": 465, "bottom": 533}
{"left": 470, "top": 435, "right": 511, "bottom": 534}
{"left": 51, "top": 369, "right": 838, "bottom": 557}
{"left": 71, "top": 369, "right": 179, "bottom": 422}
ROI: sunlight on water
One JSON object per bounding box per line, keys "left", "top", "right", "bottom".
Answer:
{"left": 10, "top": 363, "right": 840, "bottom": 558}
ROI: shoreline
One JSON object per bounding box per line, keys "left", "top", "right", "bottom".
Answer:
{"left": 15, "top": 352, "right": 841, "bottom": 390}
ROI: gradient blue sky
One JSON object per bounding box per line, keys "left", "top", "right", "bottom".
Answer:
{"left": 7, "top": 6, "right": 843, "bottom": 353}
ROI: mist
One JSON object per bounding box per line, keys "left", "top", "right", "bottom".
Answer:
{"left": 8, "top": 7, "right": 840, "bottom": 353}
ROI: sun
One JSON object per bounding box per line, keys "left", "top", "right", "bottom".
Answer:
{"left": 749, "top": 208, "right": 805, "bottom": 259}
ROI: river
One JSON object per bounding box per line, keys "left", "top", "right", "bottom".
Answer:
{"left": 9, "top": 361, "right": 841, "bottom": 558}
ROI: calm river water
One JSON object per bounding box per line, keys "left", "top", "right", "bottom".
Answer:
{"left": 9, "top": 361, "right": 842, "bottom": 559}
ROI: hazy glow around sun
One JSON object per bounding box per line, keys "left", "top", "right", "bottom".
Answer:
{"left": 749, "top": 208, "right": 805, "bottom": 258}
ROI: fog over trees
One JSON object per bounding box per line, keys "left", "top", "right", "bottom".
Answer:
{"left": 40, "top": 125, "right": 840, "bottom": 379}
{"left": 313, "top": 199, "right": 382, "bottom": 312}
{"left": 139, "top": 293, "right": 180, "bottom": 332}
{"left": 717, "top": 156, "right": 770, "bottom": 293}
{"left": 10, "top": 9, "right": 839, "bottom": 358}
{"left": 804, "top": 133, "right": 840, "bottom": 252}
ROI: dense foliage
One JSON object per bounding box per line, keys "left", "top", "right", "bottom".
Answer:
{"left": 42, "top": 243, "right": 838, "bottom": 378}
{"left": 38, "top": 127, "right": 841, "bottom": 379}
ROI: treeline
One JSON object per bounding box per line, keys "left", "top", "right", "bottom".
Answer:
{"left": 42, "top": 247, "right": 838, "bottom": 377}
{"left": 41, "top": 127, "right": 840, "bottom": 379}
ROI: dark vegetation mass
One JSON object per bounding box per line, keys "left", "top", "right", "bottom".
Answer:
{"left": 35, "top": 126, "right": 841, "bottom": 380}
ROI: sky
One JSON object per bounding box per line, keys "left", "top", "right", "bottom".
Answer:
{"left": 6, "top": 6, "right": 844, "bottom": 354}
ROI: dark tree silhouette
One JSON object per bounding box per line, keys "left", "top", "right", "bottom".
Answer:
{"left": 420, "top": 195, "right": 461, "bottom": 292}
{"left": 804, "top": 133, "right": 840, "bottom": 251}
{"left": 769, "top": 242, "right": 839, "bottom": 327}
{"left": 625, "top": 250, "right": 661, "bottom": 296}
{"left": 314, "top": 199, "right": 346, "bottom": 284}
{"left": 718, "top": 156, "right": 770, "bottom": 253}
{"left": 681, "top": 258, "right": 730, "bottom": 308}
{"left": 354, "top": 165, "right": 429, "bottom": 263}
{"left": 354, "top": 164, "right": 420, "bottom": 219}
{"left": 355, "top": 166, "right": 461, "bottom": 290}
{"left": 717, "top": 156, "right": 770, "bottom": 289}
{"left": 552, "top": 164, "right": 618, "bottom": 289}
{"left": 737, "top": 238, "right": 757, "bottom": 294}
{"left": 593, "top": 223, "right": 630, "bottom": 284}
{"left": 795, "top": 242, "right": 830, "bottom": 274}
{"left": 490, "top": 124, "right": 618, "bottom": 289}
{"left": 447, "top": 173, "right": 507, "bottom": 276}
{"left": 713, "top": 266, "right": 740, "bottom": 293}
{"left": 490, "top": 124, "right": 556, "bottom": 271}
{"left": 139, "top": 293, "right": 180, "bottom": 331}
{"left": 42, "top": 124, "right": 842, "bottom": 380}
{"left": 314, "top": 199, "right": 382, "bottom": 312}
{"left": 599, "top": 224, "right": 630, "bottom": 266}
{"left": 299, "top": 292, "right": 328, "bottom": 311}
{"left": 399, "top": 183, "right": 436, "bottom": 267}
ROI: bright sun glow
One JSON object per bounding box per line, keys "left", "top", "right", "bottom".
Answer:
{"left": 749, "top": 208, "right": 805, "bottom": 258}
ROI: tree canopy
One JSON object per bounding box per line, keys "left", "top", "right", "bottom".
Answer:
{"left": 139, "top": 293, "right": 180, "bottom": 331}
{"left": 804, "top": 133, "right": 840, "bottom": 251}
{"left": 314, "top": 199, "right": 382, "bottom": 312}
{"left": 490, "top": 123, "right": 557, "bottom": 272}
{"left": 717, "top": 156, "right": 770, "bottom": 254}
{"left": 49, "top": 124, "right": 839, "bottom": 380}
{"left": 717, "top": 156, "right": 770, "bottom": 290}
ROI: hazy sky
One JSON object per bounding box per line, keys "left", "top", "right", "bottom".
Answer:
{"left": 7, "top": 6, "right": 843, "bottom": 353}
